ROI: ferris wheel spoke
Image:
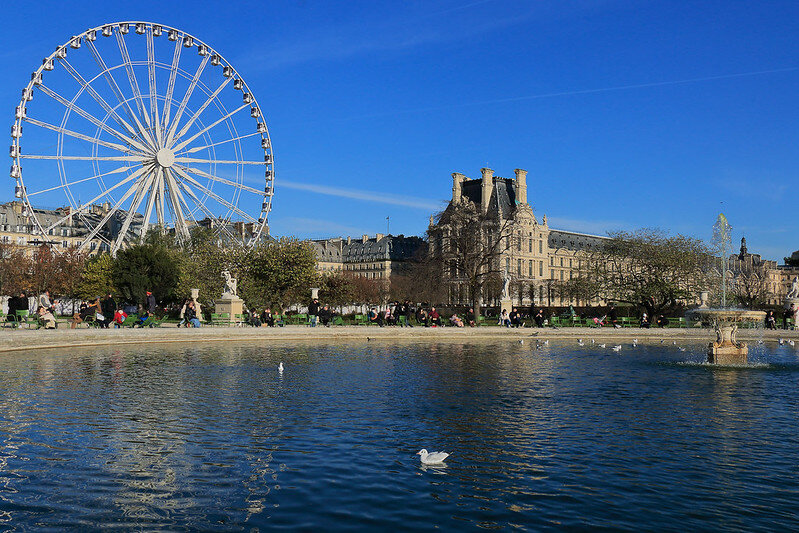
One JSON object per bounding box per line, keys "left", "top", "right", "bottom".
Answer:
{"left": 177, "top": 131, "right": 261, "bottom": 155}
{"left": 26, "top": 165, "right": 131, "bottom": 197}
{"left": 163, "top": 169, "right": 191, "bottom": 241}
{"left": 171, "top": 77, "right": 232, "bottom": 143}
{"left": 115, "top": 30, "right": 151, "bottom": 131}
{"left": 39, "top": 84, "right": 151, "bottom": 154}
{"left": 167, "top": 169, "right": 238, "bottom": 241}
{"left": 165, "top": 169, "right": 203, "bottom": 228}
{"left": 24, "top": 117, "right": 137, "bottom": 154}
{"left": 21, "top": 154, "right": 147, "bottom": 162}
{"left": 111, "top": 170, "right": 155, "bottom": 253}
{"left": 139, "top": 168, "right": 162, "bottom": 241}
{"left": 77, "top": 178, "right": 144, "bottom": 251}
{"left": 164, "top": 54, "right": 211, "bottom": 146}
{"left": 84, "top": 40, "right": 156, "bottom": 150}
{"left": 58, "top": 57, "right": 152, "bottom": 150}
{"left": 42, "top": 166, "right": 149, "bottom": 234}
{"left": 171, "top": 165, "right": 257, "bottom": 223}
{"left": 177, "top": 164, "right": 264, "bottom": 195}
{"left": 161, "top": 37, "right": 182, "bottom": 131}
{"left": 170, "top": 103, "right": 249, "bottom": 153}
{"left": 175, "top": 157, "right": 267, "bottom": 165}
{"left": 146, "top": 27, "right": 162, "bottom": 146}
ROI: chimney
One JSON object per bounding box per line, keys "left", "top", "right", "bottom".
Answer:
{"left": 514, "top": 168, "right": 528, "bottom": 205}
{"left": 376, "top": 233, "right": 384, "bottom": 241}
{"left": 480, "top": 168, "right": 494, "bottom": 213}
{"left": 362, "top": 234, "right": 368, "bottom": 243}
{"left": 451, "top": 172, "right": 465, "bottom": 204}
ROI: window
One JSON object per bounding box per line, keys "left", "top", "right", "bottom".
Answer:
{"left": 539, "top": 261, "right": 543, "bottom": 276}
{"left": 560, "top": 271, "right": 564, "bottom": 281}
{"left": 528, "top": 260, "right": 533, "bottom": 277}
{"left": 517, "top": 233, "right": 522, "bottom": 252}
{"left": 569, "top": 259, "right": 572, "bottom": 268}
{"left": 517, "top": 259, "right": 522, "bottom": 275}
{"left": 539, "top": 240, "right": 543, "bottom": 254}
{"left": 560, "top": 258, "right": 564, "bottom": 267}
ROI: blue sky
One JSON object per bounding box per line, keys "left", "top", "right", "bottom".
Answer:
{"left": 2, "top": 0, "right": 797, "bottom": 260}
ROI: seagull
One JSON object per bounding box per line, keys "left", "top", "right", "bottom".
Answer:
{"left": 633, "top": 339, "right": 638, "bottom": 344}
{"left": 598, "top": 343, "right": 606, "bottom": 348}
{"left": 779, "top": 338, "right": 785, "bottom": 345}
{"left": 591, "top": 339, "right": 595, "bottom": 344}
{"left": 790, "top": 340, "right": 796, "bottom": 347}
{"left": 518, "top": 340, "right": 524, "bottom": 345}
{"left": 417, "top": 449, "right": 450, "bottom": 465}
{"left": 612, "top": 345, "right": 622, "bottom": 352}
{"left": 577, "top": 339, "right": 584, "bottom": 346}
{"left": 278, "top": 362, "right": 284, "bottom": 373}
{"left": 673, "top": 341, "right": 677, "bottom": 345}
{"left": 543, "top": 340, "right": 549, "bottom": 345}
{"left": 678, "top": 347, "right": 687, "bottom": 352}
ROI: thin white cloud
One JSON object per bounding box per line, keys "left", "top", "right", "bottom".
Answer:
{"left": 279, "top": 179, "right": 442, "bottom": 211}
{"left": 547, "top": 216, "right": 628, "bottom": 236}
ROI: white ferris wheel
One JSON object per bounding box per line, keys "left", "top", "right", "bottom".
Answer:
{"left": 10, "top": 21, "right": 274, "bottom": 253}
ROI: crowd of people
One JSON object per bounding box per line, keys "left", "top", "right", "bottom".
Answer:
{"left": 5, "top": 291, "right": 799, "bottom": 331}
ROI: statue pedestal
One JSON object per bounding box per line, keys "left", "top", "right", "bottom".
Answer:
{"left": 500, "top": 299, "right": 513, "bottom": 315}
{"left": 214, "top": 294, "right": 244, "bottom": 325}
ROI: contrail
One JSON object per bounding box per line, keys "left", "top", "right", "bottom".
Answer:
{"left": 279, "top": 179, "right": 442, "bottom": 210}
{"left": 346, "top": 66, "right": 799, "bottom": 121}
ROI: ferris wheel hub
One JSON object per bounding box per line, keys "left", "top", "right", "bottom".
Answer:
{"left": 155, "top": 147, "right": 175, "bottom": 168}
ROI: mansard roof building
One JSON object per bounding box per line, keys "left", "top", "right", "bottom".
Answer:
{"left": 311, "top": 233, "right": 425, "bottom": 280}
{"left": 429, "top": 167, "right": 607, "bottom": 308}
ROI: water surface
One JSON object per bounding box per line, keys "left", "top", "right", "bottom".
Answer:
{"left": 1, "top": 340, "right": 798, "bottom": 530}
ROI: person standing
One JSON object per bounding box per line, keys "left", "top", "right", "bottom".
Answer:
{"left": 608, "top": 303, "right": 619, "bottom": 328}
{"left": 308, "top": 297, "right": 320, "bottom": 327}
{"left": 534, "top": 309, "right": 545, "bottom": 327}
{"left": 100, "top": 292, "right": 116, "bottom": 328}
{"left": 146, "top": 291, "right": 157, "bottom": 315}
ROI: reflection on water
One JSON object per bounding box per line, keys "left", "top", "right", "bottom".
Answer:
{"left": 0, "top": 340, "right": 798, "bottom": 530}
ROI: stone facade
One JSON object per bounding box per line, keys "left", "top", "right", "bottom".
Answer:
{"left": 430, "top": 167, "right": 606, "bottom": 308}
{"left": 311, "top": 234, "right": 425, "bottom": 280}
{"left": 431, "top": 168, "right": 798, "bottom": 310}
{"left": 0, "top": 200, "right": 126, "bottom": 254}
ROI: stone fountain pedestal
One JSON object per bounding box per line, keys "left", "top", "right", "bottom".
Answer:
{"left": 708, "top": 323, "right": 748, "bottom": 365}
{"left": 686, "top": 308, "right": 766, "bottom": 365}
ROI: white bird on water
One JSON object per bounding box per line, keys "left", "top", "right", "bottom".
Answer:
{"left": 417, "top": 449, "right": 450, "bottom": 465}
{"left": 779, "top": 338, "right": 785, "bottom": 345}
{"left": 278, "top": 362, "right": 284, "bottom": 373}
{"left": 577, "top": 339, "right": 584, "bottom": 346}
{"left": 598, "top": 344, "right": 606, "bottom": 348}
{"left": 612, "top": 345, "right": 622, "bottom": 352}
{"left": 790, "top": 340, "right": 796, "bottom": 347}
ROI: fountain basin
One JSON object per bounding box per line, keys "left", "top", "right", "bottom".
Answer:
{"left": 686, "top": 308, "right": 766, "bottom": 364}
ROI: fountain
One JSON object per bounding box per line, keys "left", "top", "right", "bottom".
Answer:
{"left": 686, "top": 214, "right": 765, "bottom": 364}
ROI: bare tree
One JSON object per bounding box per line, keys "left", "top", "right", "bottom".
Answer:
{"left": 562, "top": 228, "right": 714, "bottom": 316}
{"left": 428, "top": 201, "right": 515, "bottom": 319}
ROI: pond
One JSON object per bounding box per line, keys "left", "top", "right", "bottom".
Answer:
{"left": 0, "top": 340, "right": 798, "bottom": 530}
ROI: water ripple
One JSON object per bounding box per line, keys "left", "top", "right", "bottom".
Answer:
{"left": 0, "top": 341, "right": 798, "bottom": 530}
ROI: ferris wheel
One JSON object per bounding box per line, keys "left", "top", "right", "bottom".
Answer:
{"left": 10, "top": 21, "right": 274, "bottom": 253}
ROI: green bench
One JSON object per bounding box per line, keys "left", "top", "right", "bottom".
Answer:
{"left": 211, "top": 312, "right": 230, "bottom": 326}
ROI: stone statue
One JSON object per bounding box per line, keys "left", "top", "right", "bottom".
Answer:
{"left": 222, "top": 269, "right": 237, "bottom": 297}
{"left": 501, "top": 269, "right": 511, "bottom": 301}
{"left": 787, "top": 277, "right": 799, "bottom": 299}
